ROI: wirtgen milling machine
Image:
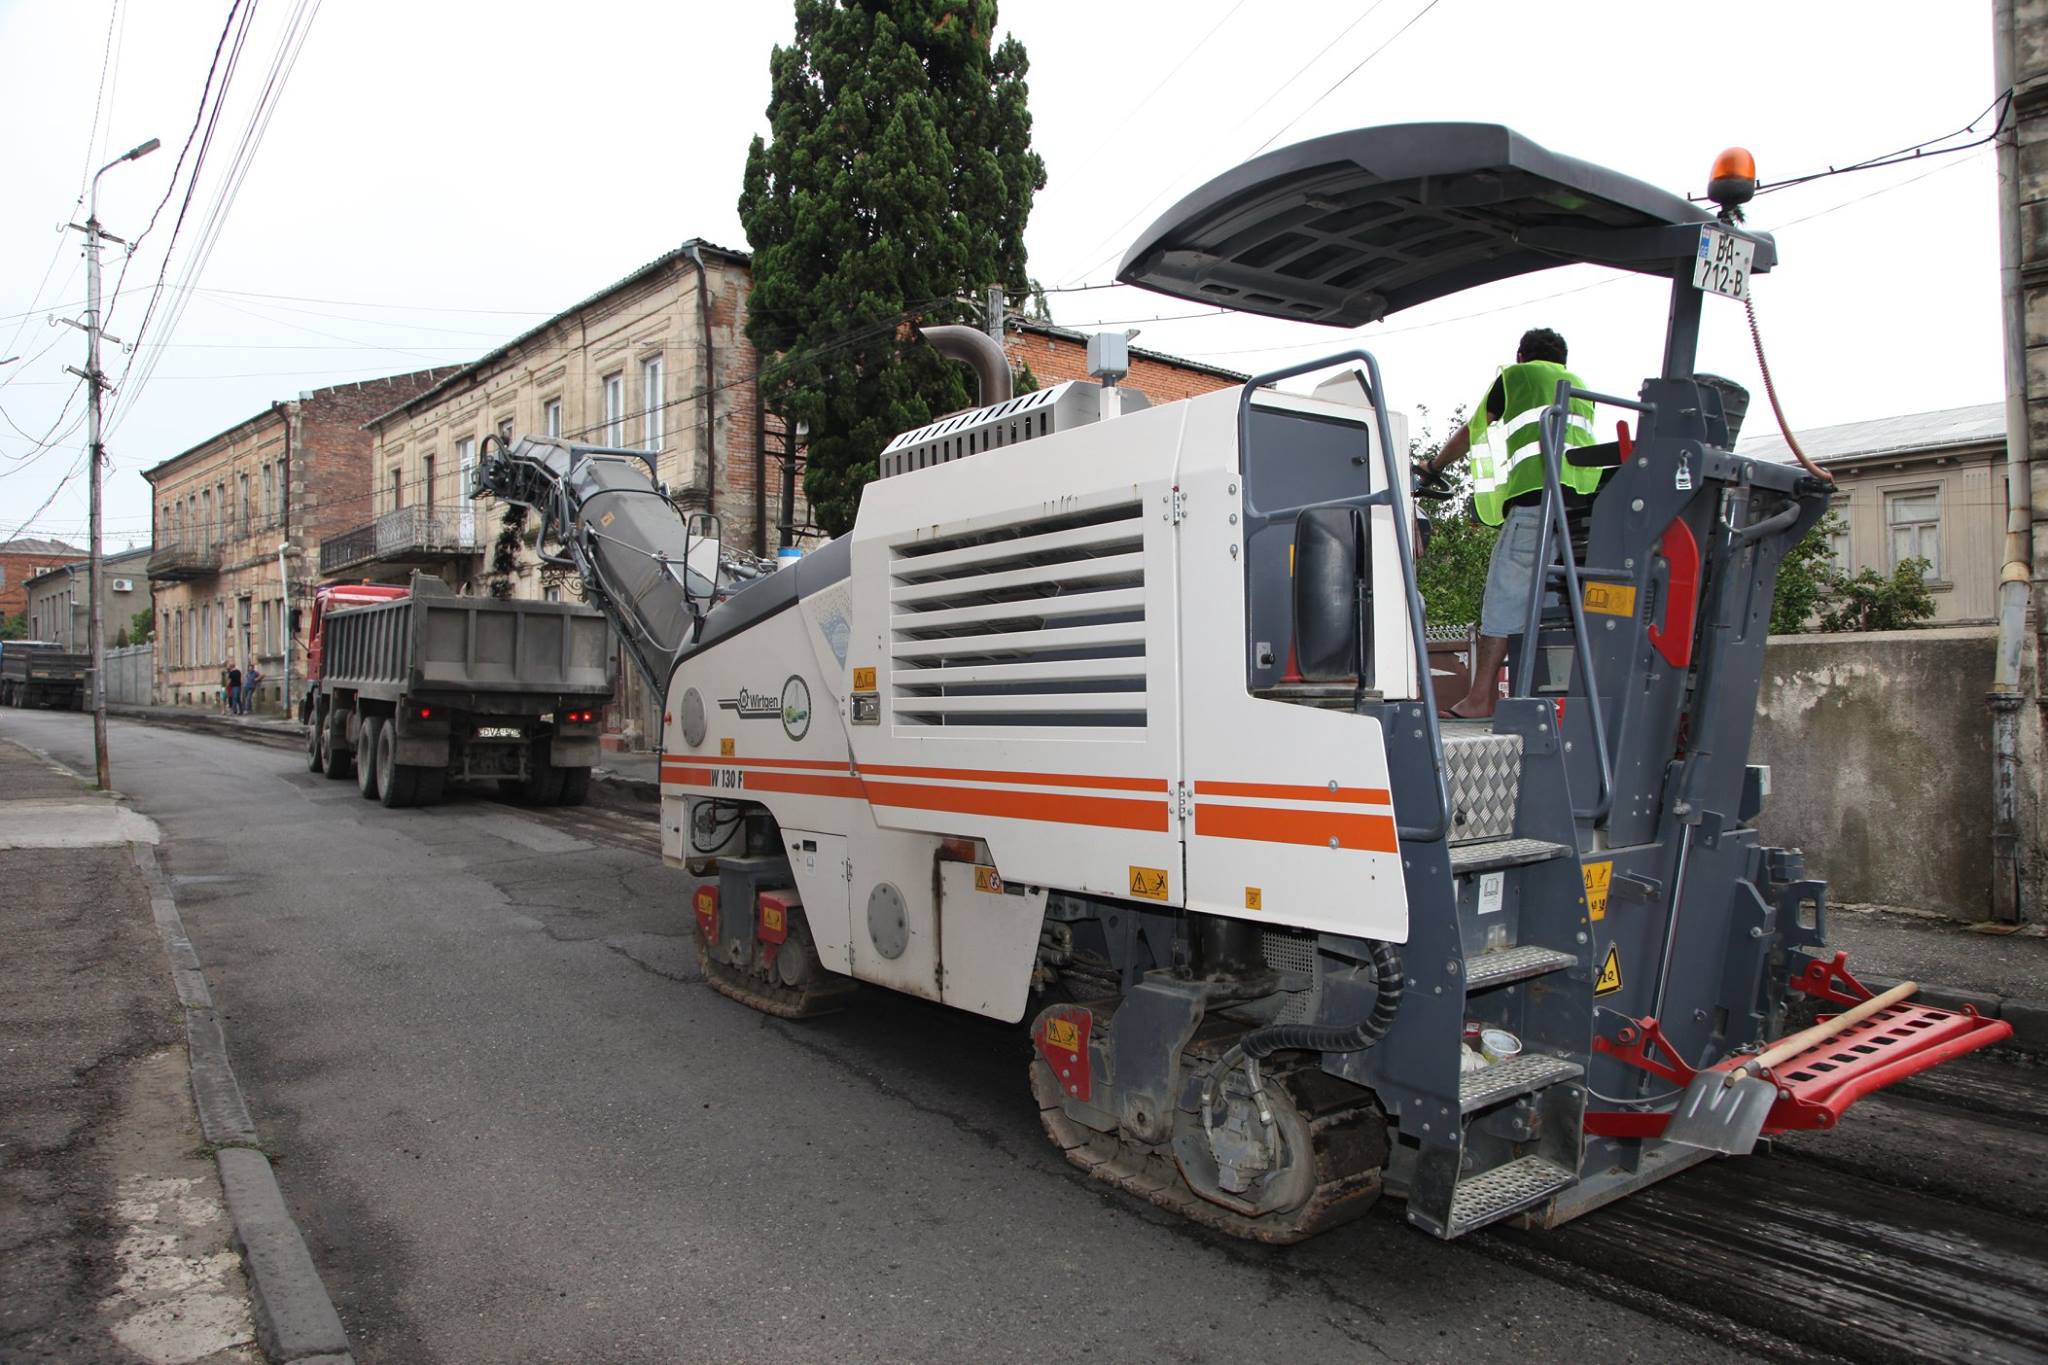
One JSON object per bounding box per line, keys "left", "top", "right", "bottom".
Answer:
{"left": 476, "top": 125, "right": 2009, "bottom": 1242}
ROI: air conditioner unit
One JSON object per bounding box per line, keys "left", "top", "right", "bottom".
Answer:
{"left": 112, "top": 578, "right": 134, "bottom": 592}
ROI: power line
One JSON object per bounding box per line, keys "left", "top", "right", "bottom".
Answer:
{"left": 1247, "top": 0, "right": 1445, "bottom": 157}
{"left": 73, "top": 0, "right": 123, "bottom": 199}
{"left": 1056, "top": 0, "right": 1249, "bottom": 187}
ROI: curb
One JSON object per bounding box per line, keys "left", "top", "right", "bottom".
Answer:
{"left": 1851, "top": 971, "right": 2046, "bottom": 1056}
{"left": 130, "top": 837, "right": 356, "bottom": 1363}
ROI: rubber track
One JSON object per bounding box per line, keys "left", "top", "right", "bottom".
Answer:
{"left": 1030, "top": 1055, "right": 1385, "bottom": 1244}
{"left": 696, "top": 941, "right": 856, "bottom": 1020}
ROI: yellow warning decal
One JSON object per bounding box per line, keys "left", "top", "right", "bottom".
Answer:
{"left": 599, "top": 511, "right": 616, "bottom": 529}
{"left": 1595, "top": 944, "right": 1624, "bottom": 995}
{"left": 1244, "top": 886, "right": 1263, "bottom": 912}
{"left": 1044, "top": 1017, "right": 1080, "bottom": 1053}
{"left": 1128, "top": 866, "right": 1170, "bottom": 901}
{"left": 1582, "top": 860, "right": 1613, "bottom": 922}
{"left": 719, "top": 737, "right": 736, "bottom": 757}
{"left": 760, "top": 903, "right": 786, "bottom": 935}
{"left": 853, "top": 666, "right": 877, "bottom": 691}
{"left": 1583, "top": 581, "right": 1637, "bottom": 617}
{"left": 973, "top": 865, "right": 1004, "bottom": 894}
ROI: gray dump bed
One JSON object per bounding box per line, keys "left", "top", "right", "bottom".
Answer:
{"left": 322, "top": 580, "right": 612, "bottom": 703}
{"left": 1, "top": 642, "right": 89, "bottom": 683}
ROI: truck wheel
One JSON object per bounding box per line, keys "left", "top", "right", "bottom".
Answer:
{"left": 307, "top": 707, "right": 326, "bottom": 772}
{"left": 356, "top": 718, "right": 383, "bottom": 800}
{"left": 375, "top": 722, "right": 417, "bottom": 808}
{"left": 519, "top": 739, "right": 565, "bottom": 804}
{"left": 321, "top": 711, "right": 354, "bottom": 780}
{"left": 554, "top": 766, "right": 591, "bottom": 807}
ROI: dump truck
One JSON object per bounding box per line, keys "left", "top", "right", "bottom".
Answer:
{"left": 302, "top": 573, "right": 614, "bottom": 808}
{"left": 0, "top": 640, "right": 89, "bottom": 710}
{"left": 473, "top": 123, "right": 2010, "bottom": 1242}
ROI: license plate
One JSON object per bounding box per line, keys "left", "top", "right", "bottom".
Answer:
{"left": 475, "top": 725, "right": 522, "bottom": 739}
{"left": 1693, "top": 225, "right": 1753, "bottom": 300}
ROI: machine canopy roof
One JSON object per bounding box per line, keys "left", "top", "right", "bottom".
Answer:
{"left": 1117, "top": 122, "right": 1775, "bottom": 327}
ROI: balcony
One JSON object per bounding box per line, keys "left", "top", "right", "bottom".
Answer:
{"left": 320, "top": 505, "right": 480, "bottom": 577}
{"left": 147, "top": 540, "right": 222, "bottom": 581}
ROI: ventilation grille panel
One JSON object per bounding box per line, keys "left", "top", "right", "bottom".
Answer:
{"left": 889, "top": 501, "right": 1148, "bottom": 730}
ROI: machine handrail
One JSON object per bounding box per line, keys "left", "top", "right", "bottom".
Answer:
{"left": 1236, "top": 352, "right": 1451, "bottom": 843}
{"left": 1512, "top": 381, "right": 1651, "bottom": 823}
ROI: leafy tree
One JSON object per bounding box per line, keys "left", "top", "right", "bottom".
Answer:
{"left": 1410, "top": 406, "right": 1497, "bottom": 629}
{"left": 1816, "top": 557, "right": 1937, "bottom": 633}
{"left": 130, "top": 607, "right": 155, "bottom": 643}
{"left": 1770, "top": 513, "right": 1843, "bottom": 635}
{"left": 739, "top": 0, "right": 1046, "bottom": 535}
{"left": 0, "top": 612, "right": 24, "bottom": 641}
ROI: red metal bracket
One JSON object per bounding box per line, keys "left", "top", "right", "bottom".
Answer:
{"left": 1647, "top": 517, "right": 1700, "bottom": 669}
{"left": 1032, "top": 1004, "right": 1095, "bottom": 1104}
{"left": 1789, "top": 950, "right": 1873, "bottom": 1007}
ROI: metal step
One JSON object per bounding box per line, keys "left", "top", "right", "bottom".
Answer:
{"left": 1448, "top": 836, "right": 1573, "bottom": 874}
{"left": 1458, "top": 1052, "right": 1584, "bottom": 1114}
{"left": 1465, "top": 944, "right": 1577, "bottom": 991}
{"left": 1445, "top": 1155, "right": 1578, "bottom": 1238}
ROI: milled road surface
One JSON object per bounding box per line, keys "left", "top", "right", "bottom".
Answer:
{"left": 6, "top": 710, "right": 2041, "bottom": 1364}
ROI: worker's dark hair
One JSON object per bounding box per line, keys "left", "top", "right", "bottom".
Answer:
{"left": 1517, "top": 328, "right": 1568, "bottom": 365}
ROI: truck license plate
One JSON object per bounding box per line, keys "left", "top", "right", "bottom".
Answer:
{"left": 476, "top": 725, "right": 522, "bottom": 739}
{"left": 1693, "top": 225, "right": 1753, "bottom": 300}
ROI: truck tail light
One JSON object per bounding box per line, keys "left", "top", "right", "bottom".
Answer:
{"left": 414, "top": 704, "right": 433, "bottom": 721}
{"left": 564, "top": 708, "right": 596, "bottom": 724}
{"left": 693, "top": 885, "right": 717, "bottom": 940}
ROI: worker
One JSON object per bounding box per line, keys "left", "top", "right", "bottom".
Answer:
{"left": 1416, "top": 328, "right": 1598, "bottom": 719}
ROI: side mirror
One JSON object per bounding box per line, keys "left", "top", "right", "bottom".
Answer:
{"left": 681, "top": 511, "right": 724, "bottom": 617}
{"left": 1292, "top": 506, "right": 1368, "bottom": 683}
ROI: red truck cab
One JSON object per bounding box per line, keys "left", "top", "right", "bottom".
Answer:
{"left": 299, "top": 582, "right": 409, "bottom": 720}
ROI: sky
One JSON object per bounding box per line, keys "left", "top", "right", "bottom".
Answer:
{"left": 0, "top": 0, "right": 2005, "bottom": 554}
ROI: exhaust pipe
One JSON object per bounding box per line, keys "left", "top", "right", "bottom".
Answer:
{"left": 919, "top": 325, "right": 1013, "bottom": 407}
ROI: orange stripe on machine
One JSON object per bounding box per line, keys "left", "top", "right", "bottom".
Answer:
{"left": 1193, "top": 779, "right": 1393, "bottom": 806}
{"left": 1194, "top": 802, "right": 1398, "bottom": 853}
{"left": 864, "top": 780, "right": 1171, "bottom": 832}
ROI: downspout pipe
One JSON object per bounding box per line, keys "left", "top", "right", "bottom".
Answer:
{"left": 919, "top": 325, "right": 1013, "bottom": 406}
{"left": 683, "top": 243, "right": 716, "bottom": 516}
{"left": 1992, "top": 0, "right": 2033, "bottom": 923}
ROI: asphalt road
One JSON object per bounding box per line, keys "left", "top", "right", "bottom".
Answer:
{"left": 5, "top": 710, "right": 2036, "bottom": 1364}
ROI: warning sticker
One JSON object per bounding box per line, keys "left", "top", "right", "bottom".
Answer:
{"left": 1595, "top": 944, "right": 1624, "bottom": 995}
{"left": 853, "top": 666, "right": 877, "bottom": 692}
{"left": 1244, "top": 887, "right": 1263, "bottom": 911}
{"left": 1582, "top": 860, "right": 1613, "bottom": 921}
{"left": 1043, "top": 1017, "right": 1080, "bottom": 1053}
{"left": 719, "top": 737, "right": 736, "bottom": 757}
{"left": 973, "top": 866, "right": 1004, "bottom": 895}
{"left": 1477, "top": 871, "right": 1505, "bottom": 915}
{"left": 1128, "top": 866, "right": 1170, "bottom": 901}
{"left": 1583, "top": 581, "right": 1637, "bottom": 617}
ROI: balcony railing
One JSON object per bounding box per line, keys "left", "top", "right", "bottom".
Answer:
{"left": 320, "top": 505, "right": 479, "bottom": 576}
{"left": 147, "top": 540, "right": 223, "bottom": 581}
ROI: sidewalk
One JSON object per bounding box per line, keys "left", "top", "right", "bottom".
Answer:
{"left": 1829, "top": 905, "right": 2048, "bottom": 1048}
{"left": 0, "top": 741, "right": 258, "bottom": 1363}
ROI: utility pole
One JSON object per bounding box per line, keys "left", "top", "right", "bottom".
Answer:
{"left": 985, "top": 284, "right": 1004, "bottom": 346}
{"left": 66, "top": 136, "right": 159, "bottom": 790}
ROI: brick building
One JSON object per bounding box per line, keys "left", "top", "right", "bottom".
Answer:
{"left": 23, "top": 547, "right": 153, "bottom": 648}
{"left": 1003, "top": 317, "right": 1246, "bottom": 405}
{"left": 144, "top": 370, "right": 453, "bottom": 713}
{"left": 0, "top": 537, "right": 87, "bottom": 624}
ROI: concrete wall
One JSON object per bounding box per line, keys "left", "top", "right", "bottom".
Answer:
{"left": 102, "top": 644, "right": 154, "bottom": 706}
{"left": 1752, "top": 626, "right": 2043, "bottom": 920}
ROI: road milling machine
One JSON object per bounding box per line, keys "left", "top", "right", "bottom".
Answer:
{"left": 475, "top": 124, "right": 2011, "bottom": 1242}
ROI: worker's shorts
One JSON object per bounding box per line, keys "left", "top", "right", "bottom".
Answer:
{"left": 1479, "top": 505, "right": 1544, "bottom": 638}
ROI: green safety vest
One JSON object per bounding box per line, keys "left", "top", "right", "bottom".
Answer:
{"left": 1467, "top": 360, "right": 1599, "bottom": 526}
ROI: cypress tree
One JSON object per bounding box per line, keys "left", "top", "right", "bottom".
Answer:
{"left": 739, "top": 0, "right": 1046, "bottom": 535}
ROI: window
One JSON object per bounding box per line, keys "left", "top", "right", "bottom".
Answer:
{"left": 602, "top": 372, "right": 624, "bottom": 445}
{"left": 390, "top": 467, "right": 404, "bottom": 511}
{"left": 1886, "top": 488, "right": 1940, "bottom": 578}
{"left": 544, "top": 398, "right": 562, "bottom": 438}
{"left": 641, "top": 356, "right": 664, "bottom": 453}
{"left": 239, "top": 472, "right": 251, "bottom": 536}
{"left": 262, "top": 464, "right": 276, "bottom": 527}
{"left": 201, "top": 490, "right": 213, "bottom": 545}
{"left": 497, "top": 416, "right": 515, "bottom": 447}
{"left": 423, "top": 454, "right": 437, "bottom": 513}
{"left": 1825, "top": 501, "right": 1852, "bottom": 573}
{"left": 274, "top": 461, "right": 287, "bottom": 522}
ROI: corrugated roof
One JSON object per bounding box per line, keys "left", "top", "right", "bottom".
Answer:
{"left": 1740, "top": 401, "right": 2006, "bottom": 465}
{"left": 0, "top": 537, "right": 87, "bottom": 556}
{"left": 365, "top": 239, "right": 751, "bottom": 429}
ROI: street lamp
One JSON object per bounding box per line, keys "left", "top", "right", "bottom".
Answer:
{"left": 75, "top": 135, "right": 159, "bottom": 789}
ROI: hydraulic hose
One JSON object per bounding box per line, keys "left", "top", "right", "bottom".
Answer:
{"left": 1744, "top": 291, "right": 1832, "bottom": 486}
{"left": 1237, "top": 939, "right": 1403, "bottom": 1060}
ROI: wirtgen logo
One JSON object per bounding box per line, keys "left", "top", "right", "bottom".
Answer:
{"left": 781, "top": 675, "right": 811, "bottom": 741}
